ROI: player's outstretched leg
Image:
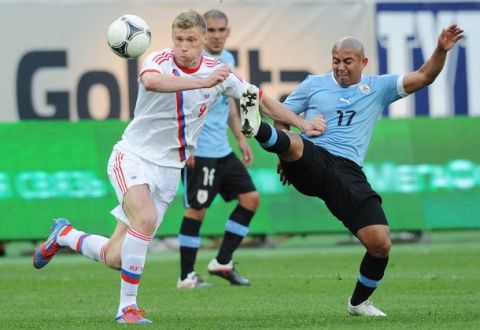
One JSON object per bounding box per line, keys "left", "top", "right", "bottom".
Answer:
{"left": 254, "top": 122, "right": 292, "bottom": 154}
{"left": 33, "top": 218, "right": 71, "bottom": 269}
{"left": 115, "top": 304, "right": 153, "bottom": 324}
{"left": 34, "top": 218, "right": 110, "bottom": 269}
{"left": 240, "top": 84, "right": 261, "bottom": 137}
{"left": 239, "top": 86, "right": 296, "bottom": 157}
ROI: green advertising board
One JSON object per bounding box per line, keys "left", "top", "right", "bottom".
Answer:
{"left": 0, "top": 117, "right": 479, "bottom": 240}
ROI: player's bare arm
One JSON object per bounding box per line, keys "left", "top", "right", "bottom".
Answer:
{"left": 259, "top": 94, "right": 326, "bottom": 136}
{"left": 141, "top": 65, "right": 230, "bottom": 92}
{"left": 403, "top": 24, "right": 464, "bottom": 94}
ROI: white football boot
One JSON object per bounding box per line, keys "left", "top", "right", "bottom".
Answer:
{"left": 239, "top": 84, "right": 261, "bottom": 138}
{"left": 347, "top": 297, "right": 387, "bottom": 317}
{"left": 207, "top": 258, "right": 250, "bottom": 286}
{"left": 176, "top": 271, "right": 212, "bottom": 289}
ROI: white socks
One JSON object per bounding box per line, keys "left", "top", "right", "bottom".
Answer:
{"left": 57, "top": 224, "right": 153, "bottom": 317}
{"left": 117, "top": 228, "right": 151, "bottom": 316}
{"left": 57, "top": 226, "right": 108, "bottom": 262}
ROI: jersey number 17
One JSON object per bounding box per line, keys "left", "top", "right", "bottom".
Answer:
{"left": 336, "top": 110, "right": 356, "bottom": 126}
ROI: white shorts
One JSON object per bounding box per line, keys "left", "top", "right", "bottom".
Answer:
{"left": 107, "top": 144, "right": 181, "bottom": 230}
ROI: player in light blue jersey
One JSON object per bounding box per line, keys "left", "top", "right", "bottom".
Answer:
{"left": 240, "top": 24, "right": 464, "bottom": 316}
{"left": 176, "top": 10, "right": 259, "bottom": 288}
{"left": 284, "top": 73, "right": 406, "bottom": 167}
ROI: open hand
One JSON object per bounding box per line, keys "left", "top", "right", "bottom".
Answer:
{"left": 438, "top": 24, "right": 464, "bottom": 52}
{"left": 238, "top": 139, "right": 253, "bottom": 166}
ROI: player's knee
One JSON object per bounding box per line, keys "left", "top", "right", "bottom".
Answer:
{"left": 239, "top": 191, "right": 260, "bottom": 211}
{"left": 134, "top": 209, "right": 158, "bottom": 236}
{"left": 251, "top": 191, "right": 260, "bottom": 210}
{"left": 367, "top": 238, "right": 391, "bottom": 258}
{"left": 249, "top": 191, "right": 260, "bottom": 209}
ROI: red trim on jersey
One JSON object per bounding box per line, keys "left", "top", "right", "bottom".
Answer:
{"left": 259, "top": 89, "right": 263, "bottom": 100}
{"left": 230, "top": 70, "right": 245, "bottom": 82}
{"left": 139, "top": 69, "right": 161, "bottom": 77}
{"left": 173, "top": 54, "right": 203, "bottom": 74}
{"left": 203, "top": 56, "right": 219, "bottom": 62}
{"left": 140, "top": 52, "right": 173, "bottom": 77}
{"left": 153, "top": 52, "right": 174, "bottom": 65}
{"left": 153, "top": 50, "right": 173, "bottom": 59}
{"left": 175, "top": 90, "right": 187, "bottom": 161}
{"left": 204, "top": 57, "right": 221, "bottom": 67}
{"left": 172, "top": 69, "right": 188, "bottom": 162}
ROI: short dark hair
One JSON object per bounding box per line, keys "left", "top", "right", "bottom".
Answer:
{"left": 203, "top": 9, "right": 229, "bottom": 25}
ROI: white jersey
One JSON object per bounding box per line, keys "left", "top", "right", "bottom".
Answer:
{"left": 116, "top": 48, "right": 247, "bottom": 168}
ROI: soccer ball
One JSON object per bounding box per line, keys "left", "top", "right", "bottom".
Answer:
{"left": 107, "top": 15, "right": 151, "bottom": 59}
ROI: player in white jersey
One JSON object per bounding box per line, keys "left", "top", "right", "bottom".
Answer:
{"left": 240, "top": 25, "right": 464, "bottom": 316}
{"left": 32, "top": 10, "right": 325, "bottom": 324}
{"left": 176, "top": 10, "right": 258, "bottom": 289}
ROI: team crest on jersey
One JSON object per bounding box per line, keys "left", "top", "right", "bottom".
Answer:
{"left": 198, "top": 105, "right": 207, "bottom": 117}
{"left": 359, "top": 84, "right": 371, "bottom": 95}
{"left": 196, "top": 189, "right": 208, "bottom": 204}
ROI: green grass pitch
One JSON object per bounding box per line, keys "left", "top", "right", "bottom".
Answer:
{"left": 1, "top": 231, "right": 479, "bottom": 329}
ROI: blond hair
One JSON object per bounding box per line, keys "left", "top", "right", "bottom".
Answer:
{"left": 172, "top": 9, "right": 206, "bottom": 34}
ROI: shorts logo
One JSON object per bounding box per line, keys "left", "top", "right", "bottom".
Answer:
{"left": 196, "top": 189, "right": 208, "bottom": 204}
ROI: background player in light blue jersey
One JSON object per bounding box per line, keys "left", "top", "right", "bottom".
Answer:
{"left": 176, "top": 10, "right": 259, "bottom": 288}
{"left": 240, "top": 24, "right": 464, "bottom": 316}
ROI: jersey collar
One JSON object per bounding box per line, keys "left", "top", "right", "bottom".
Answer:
{"left": 174, "top": 54, "right": 204, "bottom": 74}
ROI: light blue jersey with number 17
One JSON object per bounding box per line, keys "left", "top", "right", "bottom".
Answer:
{"left": 283, "top": 72, "right": 408, "bottom": 166}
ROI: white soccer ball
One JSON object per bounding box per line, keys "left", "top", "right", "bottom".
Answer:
{"left": 107, "top": 15, "right": 151, "bottom": 59}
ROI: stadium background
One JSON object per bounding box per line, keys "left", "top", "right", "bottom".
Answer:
{"left": 0, "top": 0, "right": 479, "bottom": 242}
